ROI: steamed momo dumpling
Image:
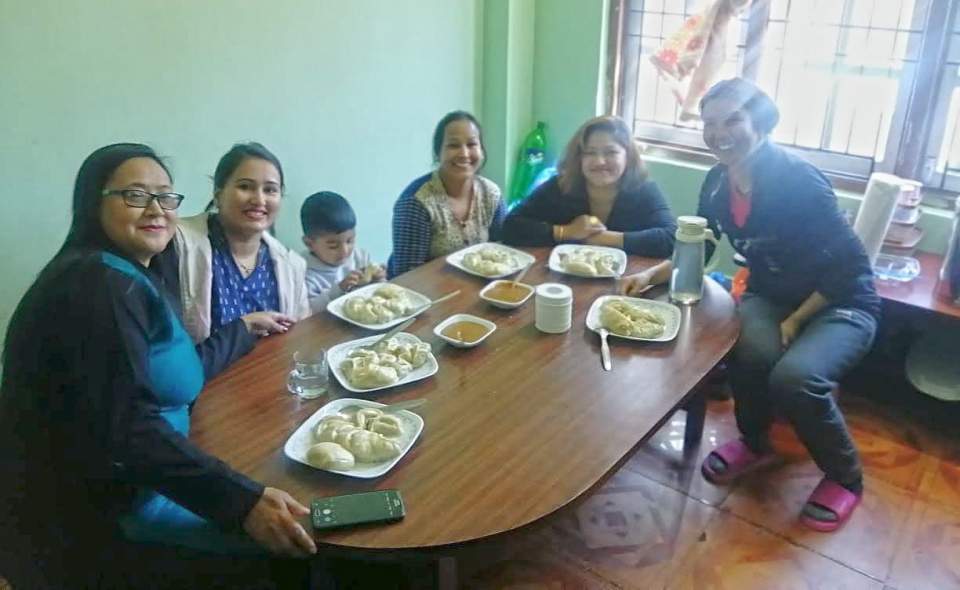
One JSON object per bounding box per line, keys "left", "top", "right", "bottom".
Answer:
{"left": 315, "top": 420, "right": 401, "bottom": 462}
{"left": 308, "top": 408, "right": 408, "bottom": 469}
{"left": 340, "top": 356, "right": 401, "bottom": 388}
{"left": 562, "top": 258, "right": 598, "bottom": 276}
{"left": 599, "top": 300, "right": 665, "bottom": 338}
{"left": 338, "top": 336, "right": 432, "bottom": 389}
{"left": 349, "top": 408, "right": 404, "bottom": 437}
{"left": 306, "top": 442, "right": 355, "bottom": 470}
{"left": 560, "top": 248, "right": 618, "bottom": 276}
{"left": 341, "top": 284, "right": 415, "bottom": 325}
{"left": 462, "top": 247, "right": 520, "bottom": 276}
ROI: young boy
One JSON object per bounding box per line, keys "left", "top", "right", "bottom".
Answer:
{"left": 301, "top": 191, "right": 386, "bottom": 312}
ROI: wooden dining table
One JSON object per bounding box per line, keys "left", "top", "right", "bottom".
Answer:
{"left": 191, "top": 247, "right": 739, "bottom": 561}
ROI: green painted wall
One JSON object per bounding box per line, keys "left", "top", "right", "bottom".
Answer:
{"left": 481, "top": 0, "right": 535, "bottom": 191}
{"left": 532, "top": 0, "right": 607, "bottom": 163}
{"left": 0, "top": 0, "right": 480, "bottom": 339}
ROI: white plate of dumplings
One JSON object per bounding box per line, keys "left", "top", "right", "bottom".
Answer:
{"left": 326, "top": 282, "right": 431, "bottom": 330}
{"left": 283, "top": 398, "right": 424, "bottom": 478}
{"left": 548, "top": 245, "right": 627, "bottom": 278}
{"left": 327, "top": 332, "right": 439, "bottom": 393}
{"left": 446, "top": 243, "right": 535, "bottom": 279}
{"left": 585, "top": 295, "right": 681, "bottom": 342}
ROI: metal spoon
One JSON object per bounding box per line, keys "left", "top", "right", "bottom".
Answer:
{"left": 599, "top": 328, "right": 612, "bottom": 371}
{"left": 414, "top": 289, "right": 461, "bottom": 314}
{"left": 512, "top": 263, "right": 532, "bottom": 287}
{"left": 382, "top": 398, "right": 427, "bottom": 413}
{"left": 365, "top": 317, "right": 417, "bottom": 350}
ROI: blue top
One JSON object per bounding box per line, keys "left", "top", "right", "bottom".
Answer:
{"left": 0, "top": 247, "right": 262, "bottom": 571}
{"left": 208, "top": 216, "right": 280, "bottom": 331}
{"left": 100, "top": 252, "right": 204, "bottom": 434}
{"left": 697, "top": 141, "right": 880, "bottom": 318}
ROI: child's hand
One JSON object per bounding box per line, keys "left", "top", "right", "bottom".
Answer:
{"left": 339, "top": 270, "right": 363, "bottom": 292}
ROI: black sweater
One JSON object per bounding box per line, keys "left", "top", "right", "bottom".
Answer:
{"left": 698, "top": 141, "right": 880, "bottom": 318}
{"left": 502, "top": 176, "right": 677, "bottom": 257}
{"left": 0, "top": 247, "right": 258, "bottom": 579}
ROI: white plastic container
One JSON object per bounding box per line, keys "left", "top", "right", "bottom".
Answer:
{"left": 535, "top": 283, "right": 572, "bottom": 333}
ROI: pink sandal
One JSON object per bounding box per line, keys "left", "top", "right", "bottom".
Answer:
{"left": 799, "top": 478, "right": 862, "bottom": 532}
{"left": 700, "top": 439, "right": 778, "bottom": 485}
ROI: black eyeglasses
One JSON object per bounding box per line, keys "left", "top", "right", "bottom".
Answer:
{"left": 102, "top": 189, "right": 185, "bottom": 211}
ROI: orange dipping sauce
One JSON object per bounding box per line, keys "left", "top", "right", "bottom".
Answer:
{"left": 484, "top": 282, "right": 532, "bottom": 304}
{"left": 440, "top": 321, "right": 490, "bottom": 343}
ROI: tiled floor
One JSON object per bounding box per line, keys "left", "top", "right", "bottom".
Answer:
{"left": 456, "top": 388, "right": 960, "bottom": 590}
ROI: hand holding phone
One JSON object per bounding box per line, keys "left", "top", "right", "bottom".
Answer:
{"left": 244, "top": 487, "right": 317, "bottom": 557}
{"left": 311, "top": 489, "right": 406, "bottom": 530}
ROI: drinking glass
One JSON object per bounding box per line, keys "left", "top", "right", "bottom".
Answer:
{"left": 287, "top": 349, "right": 328, "bottom": 399}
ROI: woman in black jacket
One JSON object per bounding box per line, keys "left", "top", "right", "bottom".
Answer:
{"left": 0, "top": 144, "right": 316, "bottom": 588}
{"left": 621, "top": 79, "right": 879, "bottom": 533}
{"left": 502, "top": 115, "right": 676, "bottom": 257}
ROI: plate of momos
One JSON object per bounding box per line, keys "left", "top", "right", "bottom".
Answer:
{"left": 548, "top": 245, "right": 627, "bottom": 278}
{"left": 283, "top": 397, "right": 424, "bottom": 478}
{"left": 446, "top": 243, "right": 535, "bottom": 279}
{"left": 585, "top": 295, "right": 681, "bottom": 342}
{"left": 327, "top": 282, "right": 431, "bottom": 330}
{"left": 327, "top": 332, "right": 439, "bottom": 393}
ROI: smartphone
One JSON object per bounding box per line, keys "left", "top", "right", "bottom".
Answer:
{"left": 311, "top": 489, "right": 406, "bottom": 530}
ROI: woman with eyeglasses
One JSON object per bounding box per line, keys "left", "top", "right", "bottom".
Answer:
{"left": 174, "top": 142, "right": 310, "bottom": 343}
{"left": 502, "top": 116, "right": 676, "bottom": 257}
{"left": 0, "top": 144, "right": 317, "bottom": 589}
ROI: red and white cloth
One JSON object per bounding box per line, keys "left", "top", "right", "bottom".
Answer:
{"left": 649, "top": 0, "right": 751, "bottom": 120}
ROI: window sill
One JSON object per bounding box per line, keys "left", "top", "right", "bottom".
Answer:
{"left": 644, "top": 152, "right": 956, "bottom": 256}
{"left": 642, "top": 144, "right": 957, "bottom": 213}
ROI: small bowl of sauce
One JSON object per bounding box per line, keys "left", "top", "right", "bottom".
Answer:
{"left": 479, "top": 280, "right": 535, "bottom": 309}
{"left": 433, "top": 314, "right": 497, "bottom": 348}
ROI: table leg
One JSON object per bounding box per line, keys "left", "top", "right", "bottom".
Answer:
{"left": 435, "top": 556, "right": 458, "bottom": 590}
{"left": 683, "top": 390, "right": 707, "bottom": 452}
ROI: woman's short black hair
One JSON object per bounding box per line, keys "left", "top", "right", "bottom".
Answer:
{"left": 431, "top": 110, "right": 484, "bottom": 162}
{"left": 700, "top": 78, "right": 780, "bottom": 136}
{"left": 213, "top": 142, "right": 284, "bottom": 192}
{"left": 300, "top": 191, "right": 356, "bottom": 237}
{"left": 65, "top": 143, "right": 170, "bottom": 252}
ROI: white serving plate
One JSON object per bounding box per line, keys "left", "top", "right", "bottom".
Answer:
{"left": 327, "top": 332, "right": 439, "bottom": 393}
{"left": 445, "top": 243, "right": 536, "bottom": 279}
{"left": 548, "top": 244, "right": 628, "bottom": 278}
{"left": 283, "top": 397, "right": 424, "bottom": 479}
{"left": 433, "top": 313, "right": 497, "bottom": 348}
{"left": 326, "top": 282, "right": 431, "bottom": 331}
{"left": 479, "top": 280, "right": 536, "bottom": 309}
{"left": 585, "top": 295, "right": 682, "bottom": 342}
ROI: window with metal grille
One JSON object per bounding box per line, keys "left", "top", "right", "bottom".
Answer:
{"left": 613, "top": 0, "right": 960, "bottom": 196}
{"left": 926, "top": 4, "right": 960, "bottom": 191}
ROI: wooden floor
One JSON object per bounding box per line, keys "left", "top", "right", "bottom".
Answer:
{"left": 455, "top": 385, "right": 960, "bottom": 590}
{"left": 2, "top": 383, "right": 957, "bottom": 589}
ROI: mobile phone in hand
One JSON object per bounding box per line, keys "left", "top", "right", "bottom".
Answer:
{"left": 311, "top": 489, "right": 406, "bottom": 530}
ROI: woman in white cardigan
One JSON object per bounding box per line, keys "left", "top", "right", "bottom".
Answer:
{"left": 175, "top": 142, "right": 310, "bottom": 343}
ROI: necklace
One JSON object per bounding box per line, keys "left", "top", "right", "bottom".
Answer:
{"left": 450, "top": 191, "right": 474, "bottom": 228}
{"left": 234, "top": 253, "right": 258, "bottom": 277}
